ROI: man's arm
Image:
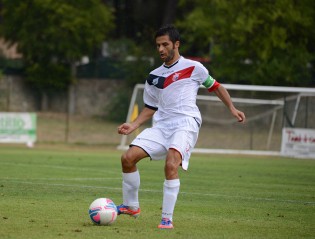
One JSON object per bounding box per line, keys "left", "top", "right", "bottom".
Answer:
{"left": 118, "top": 107, "right": 156, "bottom": 135}
{"left": 213, "top": 85, "right": 246, "bottom": 123}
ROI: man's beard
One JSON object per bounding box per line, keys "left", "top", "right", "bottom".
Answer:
{"left": 164, "top": 49, "right": 175, "bottom": 63}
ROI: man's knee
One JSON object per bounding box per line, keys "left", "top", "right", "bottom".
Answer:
{"left": 121, "top": 151, "right": 135, "bottom": 170}
{"left": 165, "top": 160, "right": 179, "bottom": 172}
{"left": 165, "top": 149, "right": 182, "bottom": 172}
{"left": 121, "top": 146, "right": 148, "bottom": 172}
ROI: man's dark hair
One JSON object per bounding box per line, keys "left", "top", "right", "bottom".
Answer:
{"left": 155, "top": 24, "right": 180, "bottom": 44}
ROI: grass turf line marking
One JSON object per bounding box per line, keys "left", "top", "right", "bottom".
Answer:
{"left": 0, "top": 161, "right": 120, "bottom": 174}
{"left": 3, "top": 179, "right": 315, "bottom": 205}
{"left": 0, "top": 177, "right": 121, "bottom": 181}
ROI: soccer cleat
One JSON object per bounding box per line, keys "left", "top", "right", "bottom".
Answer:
{"left": 116, "top": 204, "right": 140, "bottom": 218}
{"left": 158, "top": 218, "right": 174, "bottom": 229}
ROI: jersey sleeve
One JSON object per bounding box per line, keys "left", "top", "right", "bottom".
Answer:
{"left": 143, "top": 81, "right": 158, "bottom": 111}
{"left": 194, "top": 62, "right": 221, "bottom": 92}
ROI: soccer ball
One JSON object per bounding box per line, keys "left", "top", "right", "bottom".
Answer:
{"left": 88, "top": 198, "right": 118, "bottom": 225}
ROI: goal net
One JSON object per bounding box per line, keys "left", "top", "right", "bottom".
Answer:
{"left": 118, "top": 84, "right": 315, "bottom": 157}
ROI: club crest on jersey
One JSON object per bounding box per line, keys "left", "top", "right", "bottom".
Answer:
{"left": 152, "top": 77, "right": 159, "bottom": 85}
{"left": 172, "top": 73, "right": 180, "bottom": 82}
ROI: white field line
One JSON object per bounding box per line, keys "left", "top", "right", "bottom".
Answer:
{"left": 2, "top": 179, "right": 315, "bottom": 205}
{"left": 0, "top": 162, "right": 120, "bottom": 174}
{"left": 1, "top": 177, "right": 121, "bottom": 181}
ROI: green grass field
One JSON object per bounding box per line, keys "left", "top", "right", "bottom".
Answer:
{"left": 0, "top": 144, "right": 314, "bottom": 239}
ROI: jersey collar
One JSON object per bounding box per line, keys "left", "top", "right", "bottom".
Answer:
{"left": 163, "top": 56, "right": 182, "bottom": 69}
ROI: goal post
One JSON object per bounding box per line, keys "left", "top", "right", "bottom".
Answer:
{"left": 118, "top": 84, "right": 315, "bottom": 158}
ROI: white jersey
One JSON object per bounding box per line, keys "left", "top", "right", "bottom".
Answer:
{"left": 144, "top": 56, "right": 219, "bottom": 127}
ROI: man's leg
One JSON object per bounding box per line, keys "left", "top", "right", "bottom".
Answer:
{"left": 158, "top": 148, "right": 182, "bottom": 229}
{"left": 118, "top": 146, "right": 148, "bottom": 218}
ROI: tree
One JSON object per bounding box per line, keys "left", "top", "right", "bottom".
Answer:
{"left": 178, "top": 0, "right": 315, "bottom": 86}
{"left": 0, "top": 0, "right": 114, "bottom": 108}
{"left": 106, "top": 0, "right": 180, "bottom": 45}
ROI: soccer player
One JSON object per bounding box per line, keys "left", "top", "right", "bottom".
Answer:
{"left": 117, "top": 25, "right": 246, "bottom": 229}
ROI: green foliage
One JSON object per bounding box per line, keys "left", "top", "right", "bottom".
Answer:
{"left": 0, "top": 0, "right": 114, "bottom": 90}
{"left": 26, "top": 62, "right": 72, "bottom": 91}
{"left": 0, "top": 57, "right": 24, "bottom": 75}
{"left": 178, "top": 0, "right": 315, "bottom": 86}
{"left": 105, "top": 38, "right": 157, "bottom": 86}
{"left": 99, "top": 39, "right": 156, "bottom": 122}
{"left": 78, "top": 38, "right": 157, "bottom": 84}
{"left": 120, "top": 59, "right": 155, "bottom": 87}
{"left": 105, "top": 88, "right": 132, "bottom": 122}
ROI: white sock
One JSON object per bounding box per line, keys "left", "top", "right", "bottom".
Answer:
{"left": 162, "top": 179, "right": 180, "bottom": 221}
{"left": 122, "top": 171, "right": 140, "bottom": 209}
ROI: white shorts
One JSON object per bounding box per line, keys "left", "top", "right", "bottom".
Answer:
{"left": 130, "top": 117, "right": 200, "bottom": 170}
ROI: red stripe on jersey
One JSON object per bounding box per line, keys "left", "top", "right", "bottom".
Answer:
{"left": 163, "top": 66, "right": 195, "bottom": 88}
